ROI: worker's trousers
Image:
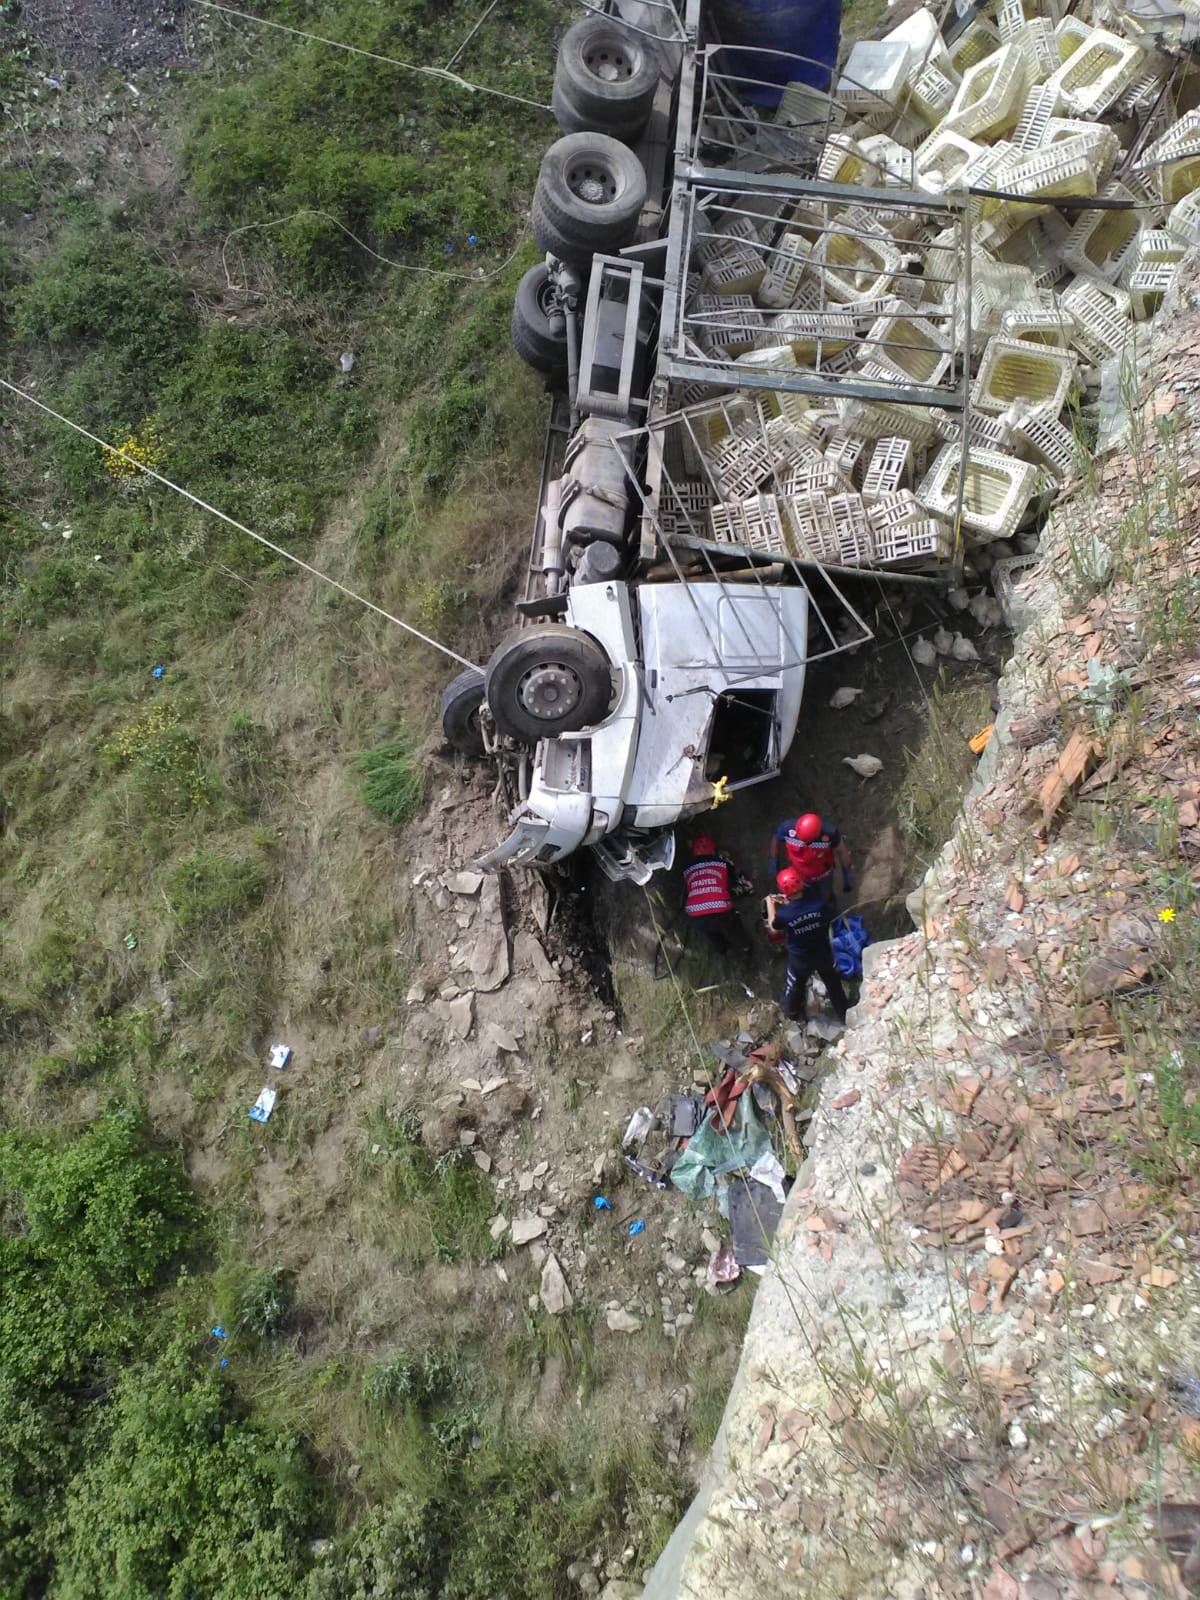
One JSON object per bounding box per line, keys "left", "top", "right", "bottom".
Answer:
{"left": 781, "top": 939, "right": 848, "bottom": 1023}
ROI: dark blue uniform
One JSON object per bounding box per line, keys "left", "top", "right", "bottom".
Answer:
{"left": 774, "top": 892, "right": 849, "bottom": 1023}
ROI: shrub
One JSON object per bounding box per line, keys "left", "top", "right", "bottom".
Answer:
{"left": 235, "top": 1266, "right": 294, "bottom": 1340}
{"left": 302, "top": 1493, "right": 443, "bottom": 1600}
{"left": 356, "top": 730, "right": 425, "bottom": 827}
{"left": 0, "top": 1109, "right": 201, "bottom": 1293}
{"left": 12, "top": 222, "right": 195, "bottom": 380}
{"left": 54, "top": 1340, "right": 311, "bottom": 1600}
{"left": 103, "top": 702, "right": 216, "bottom": 813}
{"left": 363, "top": 1347, "right": 459, "bottom": 1412}
{"left": 166, "top": 849, "right": 268, "bottom": 930}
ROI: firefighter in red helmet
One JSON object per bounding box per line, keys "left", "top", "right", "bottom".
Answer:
{"left": 766, "top": 867, "right": 849, "bottom": 1024}
{"left": 682, "top": 834, "right": 751, "bottom": 960}
{"left": 767, "top": 811, "right": 851, "bottom": 903}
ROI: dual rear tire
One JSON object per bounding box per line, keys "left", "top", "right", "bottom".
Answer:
{"left": 440, "top": 627, "right": 615, "bottom": 751}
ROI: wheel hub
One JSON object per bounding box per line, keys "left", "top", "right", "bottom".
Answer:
{"left": 585, "top": 47, "right": 632, "bottom": 82}
{"left": 567, "top": 162, "right": 616, "bottom": 205}
{"left": 517, "top": 662, "right": 583, "bottom": 721}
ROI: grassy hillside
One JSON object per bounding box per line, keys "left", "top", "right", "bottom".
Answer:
{"left": 0, "top": 3, "right": 733, "bottom": 1594}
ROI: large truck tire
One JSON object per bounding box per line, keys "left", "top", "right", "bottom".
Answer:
{"left": 440, "top": 669, "right": 487, "bottom": 758}
{"left": 551, "top": 82, "right": 647, "bottom": 143}
{"left": 532, "top": 133, "right": 646, "bottom": 265}
{"left": 552, "top": 15, "right": 658, "bottom": 140}
{"left": 485, "top": 624, "right": 614, "bottom": 743}
{"left": 511, "top": 263, "right": 567, "bottom": 379}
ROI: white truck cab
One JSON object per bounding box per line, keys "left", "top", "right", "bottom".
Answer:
{"left": 475, "top": 578, "right": 809, "bottom": 882}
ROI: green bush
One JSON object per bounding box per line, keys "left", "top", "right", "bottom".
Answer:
{"left": 236, "top": 1266, "right": 295, "bottom": 1340}
{"left": 12, "top": 222, "right": 195, "bottom": 379}
{"left": 55, "top": 1340, "right": 312, "bottom": 1600}
{"left": 302, "top": 1493, "right": 443, "bottom": 1600}
{"left": 363, "top": 1347, "right": 459, "bottom": 1412}
{"left": 166, "top": 849, "right": 269, "bottom": 930}
{"left": 356, "top": 730, "right": 425, "bottom": 827}
{"left": 0, "top": 1110, "right": 200, "bottom": 1293}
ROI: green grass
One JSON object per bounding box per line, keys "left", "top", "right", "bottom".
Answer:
{"left": 356, "top": 730, "right": 426, "bottom": 827}
{"left": 895, "top": 672, "right": 997, "bottom": 871}
{"left": 0, "top": 2, "right": 742, "bottom": 1592}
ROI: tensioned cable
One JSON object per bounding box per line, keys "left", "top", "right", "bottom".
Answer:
{"left": 0, "top": 378, "right": 482, "bottom": 672}
{"left": 190, "top": 0, "right": 553, "bottom": 112}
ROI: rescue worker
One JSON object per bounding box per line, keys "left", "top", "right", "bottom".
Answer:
{"left": 682, "top": 835, "right": 750, "bottom": 960}
{"left": 765, "top": 866, "right": 849, "bottom": 1024}
{"left": 768, "top": 812, "right": 852, "bottom": 903}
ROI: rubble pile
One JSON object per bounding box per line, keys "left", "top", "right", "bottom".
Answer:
{"left": 660, "top": 0, "right": 1200, "bottom": 590}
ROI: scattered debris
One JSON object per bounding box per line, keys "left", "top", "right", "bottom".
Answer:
{"left": 248, "top": 1086, "right": 276, "bottom": 1125}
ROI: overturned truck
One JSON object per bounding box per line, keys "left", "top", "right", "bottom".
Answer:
{"left": 441, "top": 0, "right": 1016, "bottom": 882}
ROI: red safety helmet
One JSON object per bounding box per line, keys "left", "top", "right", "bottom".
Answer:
{"left": 794, "top": 812, "right": 823, "bottom": 842}
{"left": 691, "top": 835, "right": 716, "bottom": 856}
{"left": 776, "top": 867, "right": 803, "bottom": 895}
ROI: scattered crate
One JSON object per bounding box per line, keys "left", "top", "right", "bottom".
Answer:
{"left": 1060, "top": 185, "right": 1141, "bottom": 283}
{"left": 861, "top": 436, "right": 914, "bottom": 502}
{"left": 872, "top": 517, "right": 955, "bottom": 570}
{"left": 708, "top": 494, "right": 791, "bottom": 555}
{"left": 943, "top": 42, "right": 1028, "bottom": 141}
{"left": 1059, "top": 275, "right": 1133, "bottom": 366}
{"left": 972, "top": 338, "right": 1078, "bottom": 417}
{"left": 1047, "top": 28, "right": 1144, "bottom": 118}
{"left": 1009, "top": 413, "right": 1078, "bottom": 481}
{"left": 757, "top": 233, "right": 810, "bottom": 309}
{"left": 917, "top": 444, "right": 1043, "bottom": 543}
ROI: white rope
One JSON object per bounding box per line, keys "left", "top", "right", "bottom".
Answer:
{"left": 0, "top": 377, "right": 482, "bottom": 673}
{"left": 190, "top": 0, "right": 553, "bottom": 112}
{"left": 219, "top": 209, "right": 529, "bottom": 294}
{"left": 444, "top": 0, "right": 500, "bottom": 70}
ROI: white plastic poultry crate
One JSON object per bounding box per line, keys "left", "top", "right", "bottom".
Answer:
{"left": 1060, "top": 186, "right": 1141, "bottom": 282}
{"left": 1059, "top": 275, "right": 1134, "bottom": 366}
{"left": 862, "top": 311, "right": 951, "bottom": 386}
{"left": 1010, "top": 412, "right": 1078, "bottom": 481}
{"left": 917, "top": 444, "right": 1043, "bottom": 542}
{"left": 757, "top": 233, "right": 810, "bottom": 309}
{"left": 943, "top": 42, "right": 1028, "bottom": 140}
{"left": 972, "top": 338, "right": 1078, "bottom": 416}
{"left": 707, "top": 493, "right": 791, "bottom": 556}
{"left": 861, "top": 436, "right": 914, "bottom": 502}
{"left": 1012, "top": 82, "right": 1062, "bottom": 149}
{"left": 1048, "top": 28, "right": 1144, "bottom": 117}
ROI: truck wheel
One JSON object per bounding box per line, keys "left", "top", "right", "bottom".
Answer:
{"left": 532, "top": 133, "right": 647, "bottom": 263}
{"left": 485, "top": 624, "right": 614, "bottom": 743}
{"left": 552, "top": 16, "right": 658, "bottom": 140}
{"left": 440, "top": 669, "right": 487, "bottom": 758}
{"left": 531, "top": 191, "right": 592, "bottom": 270}
{"left": 511, "top": 263, "right": 567, "bottom": 379}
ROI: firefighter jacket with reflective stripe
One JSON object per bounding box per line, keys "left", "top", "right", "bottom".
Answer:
{"left": 683, "top": 857, "right": 734, "bottom": 918}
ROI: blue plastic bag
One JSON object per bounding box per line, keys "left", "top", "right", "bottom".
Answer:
{"left": 830, "top": 914, "right": 872, "bottom": 979}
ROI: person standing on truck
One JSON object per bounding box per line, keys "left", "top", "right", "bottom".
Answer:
{"left": 767, "top": 812, "right": 851, "bottom": 903}
{"left": 765, "top": 868, "right": 849, "bottom": 1024}
{"left": 683, "top": 835, "right": 751, "bottom": 960}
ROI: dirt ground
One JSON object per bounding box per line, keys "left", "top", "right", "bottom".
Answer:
{"left": 16, "top": 0, "right": 191, "bottom": 72}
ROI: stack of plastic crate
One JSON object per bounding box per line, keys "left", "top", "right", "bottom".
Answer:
{"left": 866, "top": 491, "right": 955, "bottom": 569}
{"left": 707, "top": 494, "right": 792, "bottom": 556}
